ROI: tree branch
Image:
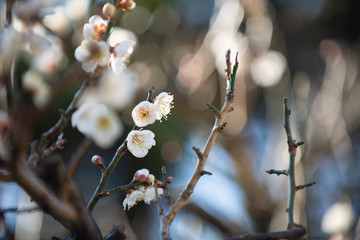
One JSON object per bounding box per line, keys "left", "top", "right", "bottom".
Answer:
{"left": 224, "top": 227, "right": 307, "bottom": 240}
{"left": 159, "top": 51, "right": 238, "bottom": 239}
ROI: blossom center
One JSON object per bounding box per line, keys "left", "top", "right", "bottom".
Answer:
{"left": 132, "top": 135, "right": 144, "bottom": 147}
{"left": 137, "top": 108, "right": 149, "bottom": 119}
{"left": 97, "top": 116, "right": 111, "bottom": 130}
{"left": 93, "top": 23, "right": 107, "bottom": 40}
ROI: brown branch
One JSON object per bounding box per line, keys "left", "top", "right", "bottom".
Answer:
{"left": 159, "top": 51, "right": 238, "bottom": 239}
{"left": 67, "top": 138, "right": 94, "bottom": 179}
{"left": 295, "top": 182, "right": 316, "bottom": 191}
{"left": 224, "top": 227, "right": 307, "bottom": 240}
{"left": 29, "top": 73, "right": 92, "bottom": 165}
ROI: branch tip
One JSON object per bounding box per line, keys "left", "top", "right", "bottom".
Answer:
{"left": 266, "top": 169, "right": 288, "bottom": 176}
{"left": 200, "top": 170, "right": 212, "bottom": 176}
{"left": 207, "top": 103, "right": 219, "bottom": 114}
{"left": 192, "top": 146, "right": 203, "bottom": 159}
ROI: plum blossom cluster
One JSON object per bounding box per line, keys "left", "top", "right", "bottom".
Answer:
{"left": 126, "top": 92, "right": 174, "bottom": 158}
{"left": 71, "top": 2, "right": 137, "bottom": 148}
{"left": 123, "top": 169, "right": 164, "bottom": 210}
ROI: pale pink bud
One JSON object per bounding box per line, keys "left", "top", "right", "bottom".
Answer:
{"left": 91, "top": 155, "right": 103, "bottom": 166}
{"left": 103, "top": 3, "right": 116, "bottom": 18}
{"left": 167, "top": 176, "right": 174, "bottom": 184}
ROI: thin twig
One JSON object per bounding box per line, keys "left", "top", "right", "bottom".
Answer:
{"left": 0, "top": 206, "right": 41, "bottom": 214}
{"left": 87, "top": 87, "right": 155, "bottom": 212}
{"left": 97, "top": 182, "right": 145, "bottom": 198}
{"left": 224, "top": 227, "right": 307, "bottom": 240}
{"left": 67, "top": 138, "right": 94, "bottom": 179}
{"left": 266, "top": 169, "right": 288, "bottom": 176}
{"left": 283, "top": 97, "right": 301, "bottom": 229}
{"left": 295, "top": 182, "right": 316, "bottom": 191}
{"left": 159, "top": 51, "right": 238, "bottom": 240}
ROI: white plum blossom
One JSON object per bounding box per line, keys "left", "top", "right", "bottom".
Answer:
{"left": 126, "top": 130, "right": 155, "bottom": 158}
{"left": 122, "top": 168, "right": 164, "bottom": 210}
{"left": 131, "top": 101, "right": 157, "bottom": 127}
{"left": 72, "top": 103, "right": 123, "bottom": 148}
{"left": 154, "top": 92, "right": 174, "bottom": 121}
{"left": 88, "top": 104, "right": 123, "bottom": 148}
{"left": 22, "top": 70, "right": 50, "bottom": 107}
{"left": 74, "top": 39, "right": 110, "bottom": 73}
{"left": 83, "top": 15, "right": 108, "bottom": 41}
{"left": 144, "top": 186, "right": 163, "bottom": 204}
{"left": 118, "top": 0, "right": 136, "bottom": 12}
{"left": 78, "top": 70, "right": 136, "bottom": 110}
{"left": 110, "top": 40, "right": 136, "bottom": 74}
{"left": 122, "top": 190, "right": 144, "bottom": 210}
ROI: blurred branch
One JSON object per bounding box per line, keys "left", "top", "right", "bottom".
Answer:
{"left": 0, "top": 206, "right": 41, "bottom": 214}
{"left": 295, "top": 182, "right": 316, "bottom": 191}
{"left": 159, "top": 51, "right": 238, "bottom": 240}
{"left": 67, "top": 138, "right": 94, "bottom": 179}
{"left": 29, "top": 73, "right": 93, "bottom": 165}
{"left": 224, "top": 227, "right": 307, "bottom": 240}
{"left": 5, "top": 0, "right": 15, "bottom": 26}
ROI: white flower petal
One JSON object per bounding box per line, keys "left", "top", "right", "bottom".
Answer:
{"left": 131, "top": 101, "right": 157, "bottom": 127}
{"left": 126, "top": 130, "right": 156, "bottom": 158}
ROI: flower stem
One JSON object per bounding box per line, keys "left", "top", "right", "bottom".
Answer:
{"left": 87, "top": 87, "right": 155, "bottom": 212}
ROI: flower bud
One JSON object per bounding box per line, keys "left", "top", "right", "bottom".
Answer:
{"left": 103, "top": 3, "right": 116, "bottom": 18}
{"left": 147, "top": 174, "right": 155, "bottom": 184}
{"left": 155, "top": 181, "right": 164, "bottom": 188}
{"left": 91, "top": 155, "right": 103, "bottom": 166}
{"left": 166, "top": 176, "right": 174, "bottom": 184}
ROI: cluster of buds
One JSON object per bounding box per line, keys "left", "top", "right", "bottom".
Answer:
{"left": 123, "top": 169, "right": 167, "bottom": 210}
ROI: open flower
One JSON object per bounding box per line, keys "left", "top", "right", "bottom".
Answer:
{"left": 72, "top": 103, "right": 123, "bottom": 148}
{"left": 154, "top": 92, "right": 174, "bottom": 121}
{"left": 122, "top": 189, "right": 144, "bottom": 210}
{"left": 131, "top": 101, "right": 157, "bottom": 127}
{"left": 78, "top": 70, "right": 136, "bottom": 110}
{"left": 74, "top": 39, "right": 110, "bottom": 73}
{"left": 88, "top": 104, "right": 123, "bottom": 148}
{"left": 110, "top": 40, "right": 136, "bottom": 74}
{"left": 83, "top": 15, "right": 107, "bottom": 41}
{"left": 144, "top": 186, "right": 163, "bottom": 204}
{"left": 126, "top": 130, "right": 155, "bottom": 158}
{"left": 22, "top": 70, "right": 50, "bottom": 107}
{"left": 123, "top": 168, "right": 163, "bottom": 210}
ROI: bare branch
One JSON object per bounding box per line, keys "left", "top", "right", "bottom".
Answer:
{"left": 224, "top": 227, "right": 307, "bottom": 240}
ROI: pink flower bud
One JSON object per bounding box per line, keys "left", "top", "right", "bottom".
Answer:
{"left": 166, "top": 176, "right": 174, "bottom": 184}
{"left": 103, "top": 3, "right": 116, "bottom": 18}
{"left": 155, "top": 181, "right": 164, "bottom": 188}
{"left": 91, "top": 155, "right": 103, "bottom": 166}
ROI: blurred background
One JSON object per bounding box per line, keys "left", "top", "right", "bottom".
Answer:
{"left": 1, "top": 0, "right": 360, "bottom": 239}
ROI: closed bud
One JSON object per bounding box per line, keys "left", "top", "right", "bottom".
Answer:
{"left": 166, "top": 176, "right": 174, "bottom": 184}
{"left": 147, "top": 174, "right": 155, "bottom": 184}
{"left": 155, "top": 181, "right": 164, "bottom": 188}
{"left": 103, "top": 3, "right": 116, "bottom": 18}
{"left": 91, "top": 155, "right": 103, "bottom": 166}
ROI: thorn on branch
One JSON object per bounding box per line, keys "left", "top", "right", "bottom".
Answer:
{"left": 266, "top": 169, "right": 288, "bottom": 176}
{"left": 296, "top": 141, "right": 304, "bottom": 147}
{"left": 207, "top": 103, "right": 219, "bottom": 114}
{"left": 192, "top": 146, "right": 204, "bottom": 159}
{"left": 295, "top": 182, "right": 316, "bottom": 191}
